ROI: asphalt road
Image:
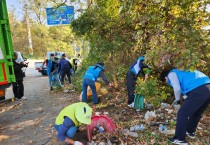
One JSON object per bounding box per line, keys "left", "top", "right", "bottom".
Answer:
{"left": 0, "top": 59, "right": 82, "bottom": 145}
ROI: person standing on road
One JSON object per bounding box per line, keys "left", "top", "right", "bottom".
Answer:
{"left": 59, "top": 53, "right": 72, "bottom": 85}
{"left": 126, "top": 56, "right": 150, "bottom": 108}
{"left": 51, "top": 56, "right": 62, "bottom": 88}
{"left": 82, "top": 62, "right": 112, "bottom": 104}
{"left": 42, "top": 54, "right": 61, "bottom": 90}
{"left": 12, "top": 52, "right": 28, "bottom": 100}
{"left": 160, "top": 68, "right": 210, "bottom": 145}
{"left": 54, "top": 102, "right": 92, "bottom": 145}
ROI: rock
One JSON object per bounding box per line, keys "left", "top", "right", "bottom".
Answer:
{"left": 151, "top": 132, "right": 156, "bottom": 135}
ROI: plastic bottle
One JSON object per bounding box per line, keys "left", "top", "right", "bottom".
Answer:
{"left": 134, "top": 124, "right": 144, "bottom": 131}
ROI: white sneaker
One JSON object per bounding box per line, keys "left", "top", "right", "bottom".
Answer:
{"left": 21, "top": 96, "right": 27, "bottom": 100}
{"left": 128, "top": 102, "right": 134, "bottom": 108}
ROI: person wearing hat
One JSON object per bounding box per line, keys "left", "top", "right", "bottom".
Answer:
{"left": 54, "top": 102, "right": 92, "bottom": 145}
{"left": 126, "top": 56, "right": 150, "bottom": 108}
{"left": 82, "top": 62, "right": 112, "bottom": 104}
{"left": 160, "top": 68, "right": 210, "bottom": 144}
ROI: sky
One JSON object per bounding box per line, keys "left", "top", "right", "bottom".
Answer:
{"left": 6, "top": 0, "right": 24, "bottom": 20}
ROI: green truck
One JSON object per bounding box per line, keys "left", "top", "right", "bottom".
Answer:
{"left": 0, "top": 0, "right": 16, "bottom": 101}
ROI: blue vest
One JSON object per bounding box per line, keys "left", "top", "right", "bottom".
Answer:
{"left": 130, "top": 56, "right": 145, "bottom": 75}
{"left": 83, "top": 65, "right": 104, "bottom": 81}
{"left": 168, "top": 69, "right": 210, "bottom": 94}
{"left": 47, "top": 59, "right": 58, "bottom": 76}
{"left": 47, "top": 59, "right": 53, "bottom": 76}
{"left": 60, "top": 58, "right": 70, "bottom": 71}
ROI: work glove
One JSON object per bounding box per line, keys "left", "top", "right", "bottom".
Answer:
{"left": 183, "top": 95, "right": 188, "bottom": 100}
{"left": 74, "top": 141, "right": 84, "bottom": 145}
{"left": 171, "top": 100, "right": 180, "bottom": 106}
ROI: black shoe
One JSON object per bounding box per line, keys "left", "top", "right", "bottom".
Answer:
{"left": 186, "top": 132, "right": 195, "bottom": 139}
{"left": 50, "top": 87, "right": 53, "bottom": 91}
{"left": 169, "top": 138, "right": 188, "bottom": 145}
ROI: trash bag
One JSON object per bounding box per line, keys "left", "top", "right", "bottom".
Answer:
{"left": 79, "top": 82, "right": 102, "bottom": 101}
{"left": 134, "top": 94, "right": 144, "bottom": 110}
{"left": 87, "top": 82, "right": 101, "bottom": 97}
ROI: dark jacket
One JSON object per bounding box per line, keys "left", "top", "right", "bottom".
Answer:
{"left": 13, "top": 60, "right": 24, "bottom": 81}
{"left": 59, "top": 58, "right": 72, "bottom": 72}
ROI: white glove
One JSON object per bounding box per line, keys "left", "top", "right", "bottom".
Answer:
{"left": 74, "top": 141, "right": 83, "bottom": 145}
{"left": 183, "top": 95, "right": 187, "bottom": 99}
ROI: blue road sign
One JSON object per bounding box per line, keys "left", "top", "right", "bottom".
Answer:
{"left": 46, "top": 6, "right": 74, "bottom": 25}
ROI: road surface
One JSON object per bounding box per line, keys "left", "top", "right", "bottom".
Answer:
{"left": 0, "top": 59, "right": 83, "bottom": 145}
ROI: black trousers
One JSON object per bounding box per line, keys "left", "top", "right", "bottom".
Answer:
{"left": 126, "top": 70, "right": 137, "bottom": 104}
{"left": 60, "top": 69, "right": 71, "bottom": 84}
{"left": 12, "top": 81, "right": 24, "bottom": 99}
{"left": 174, "top": 84, "right": 210, "bottom": 140}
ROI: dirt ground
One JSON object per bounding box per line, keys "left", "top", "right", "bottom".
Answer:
{"left": 0, "top": 59, "right": 85, "bottom": 145}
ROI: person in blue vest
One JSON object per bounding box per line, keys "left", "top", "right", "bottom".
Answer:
{"left": 82, "top": 62, "right": 112, "bottom": 104}
{"left": 59, "top": 53, "right": 72, "bottom": 85}
{"left": 42, "top": 53, "right": 61, "bottom": 90}
{"left": 126, "top": 56, "right": 150, "bottom": 108}
{"left": 160, "top": 68, "right": 210, "bottom": 145}
{"left": 54, "top": 102, "right": 92, "bottom": 145}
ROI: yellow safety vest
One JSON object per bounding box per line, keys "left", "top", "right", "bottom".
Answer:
{"left": 55, "top": 103, "right": 83, "bottom": 127}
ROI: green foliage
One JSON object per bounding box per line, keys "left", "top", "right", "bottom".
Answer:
{"left": 8, "top": 10, "right": 80, "bottom": 58}
{"left": 71, "top": 0, "right": 210, "bottom": 74}
{"left": 135, "top": 77, "right": 171, "bottom": 106}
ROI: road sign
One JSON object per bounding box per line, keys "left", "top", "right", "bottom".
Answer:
{"left": 46, "top": 6, "right": 74, "bottom": 25}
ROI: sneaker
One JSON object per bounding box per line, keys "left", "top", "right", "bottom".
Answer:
{"left": 15, "top": 98, "right": 22, "bottom": 101}
{"left": 169, "top": 138, "right": 188, "bottom": 145}
{"left": 186, "top": 132, "right": 195, "bottom": 139}
{"left": 128, "top": 102, "right": 134, "bottom": 108}
{"left": 21, "top": 96, "right": 27, "bottom": 100}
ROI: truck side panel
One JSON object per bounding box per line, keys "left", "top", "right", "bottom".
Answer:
{"left": 0, "top": 0, "right": 16, "bottom": 99}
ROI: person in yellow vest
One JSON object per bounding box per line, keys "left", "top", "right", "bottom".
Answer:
{"left": 54, "top": 102, "right": 92, "bottom": 145}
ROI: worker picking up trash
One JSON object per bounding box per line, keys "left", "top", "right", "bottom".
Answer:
{"left": 54, "top": 102, "right": 92, "bottom": 145}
